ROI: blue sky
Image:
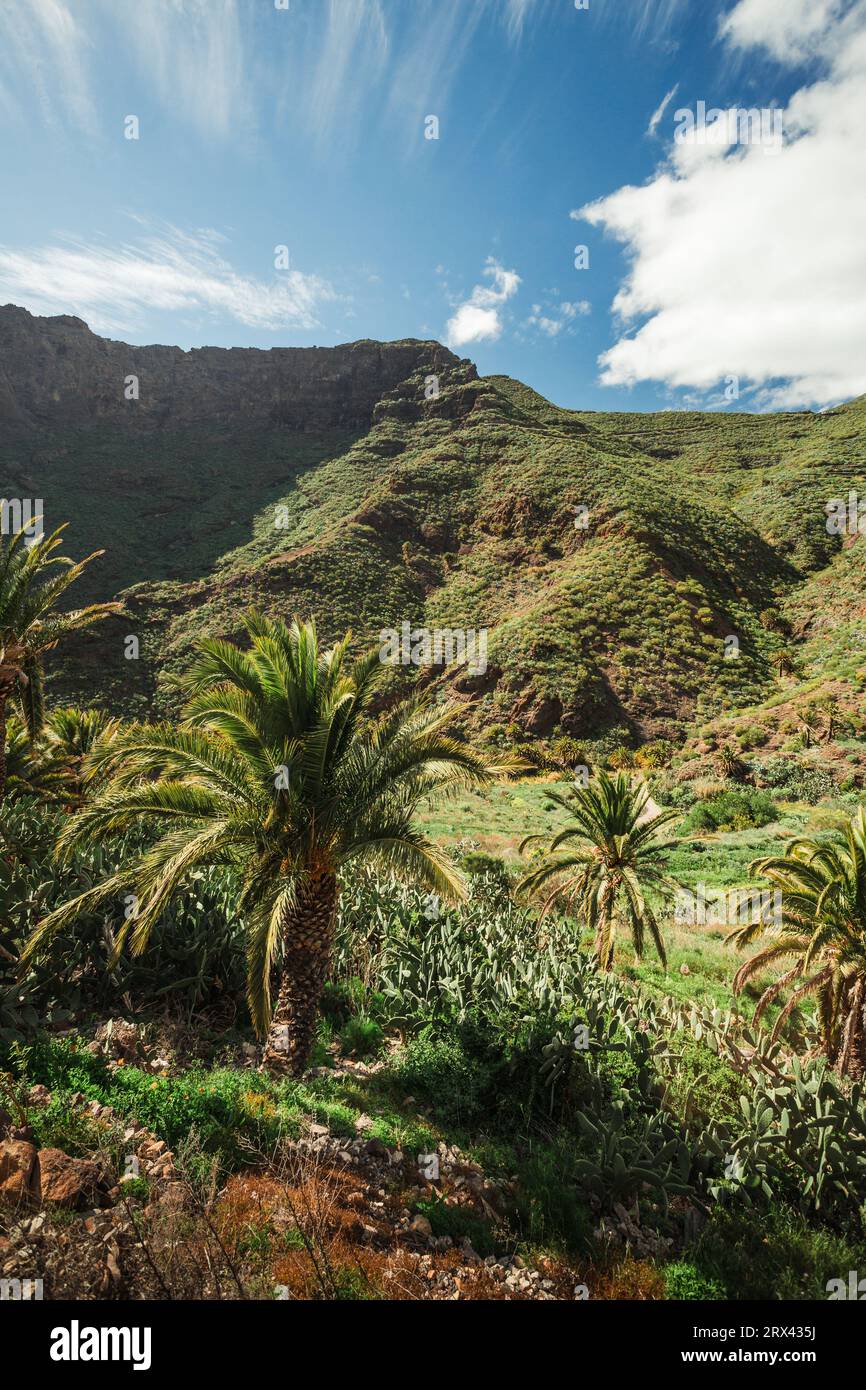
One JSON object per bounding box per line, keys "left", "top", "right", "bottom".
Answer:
{"left": 1, "top": 0, "right": 864, "bottom": 412}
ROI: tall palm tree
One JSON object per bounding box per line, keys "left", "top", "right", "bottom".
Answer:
{"left": 23, "top": 614, "right": 494, "bottom": 1074}
{"left": 517, "top": 770, "right": 679, "bottom": 971}
{"left": 0, "top": 522, "right": 118, "bottom": 804}
{"left": 728, "top": 807, "right": 866, "bottom": 1076}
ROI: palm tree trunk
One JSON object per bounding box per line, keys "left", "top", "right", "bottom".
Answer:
{"left": 0, "top": 682, "right": 12, "bottom": 807}
{"left": 261, "top": 872, "right": 338, "bottom": 1077}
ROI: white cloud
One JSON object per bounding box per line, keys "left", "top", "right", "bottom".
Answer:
{"left": 574, "top": 0, "right": 866, "bottom": 408}
{"left": 525, "top": 297, "right": 590, "bottom": 338}
{"left": 719, "top": 0, "right": 851, "bottom": 63}
{"left": 0, "top": 225, "right": 336, "bottom": 336}
{"left": 531, "top": 316, "right": 562, "bottom": 337}
{"left": 561, "top": 300, "right": 591, "bottom": 318}
{"left": 445, "top": 258, "right": 521, "bottom": 348}
{"left": 647, "top": 84, "right": 679, "bottom": 136}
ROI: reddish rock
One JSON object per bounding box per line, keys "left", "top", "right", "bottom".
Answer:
{"left": 34, "top": 1148, "right": 109, "bottom": 1210}
{"left": 0, "top": 1139, "right": 37, "bottom": 1205}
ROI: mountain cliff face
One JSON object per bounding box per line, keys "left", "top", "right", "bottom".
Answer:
{"left": 0, "top": 304, "right": 462, "bottom": 430}
{"left": 2, "top": 305, "right": 865, "bottom": 746}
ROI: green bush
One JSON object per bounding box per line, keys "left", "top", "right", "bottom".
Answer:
{"left": 664, "top": 1261, "right": 725, "bottom": 1300}
{"left": 680, "top": 789, "right": 776, "bottom": 835}
{"left": 339, "top": 1015, "right": 384, "bottom": 1060}
{"left": 391, "top": 1035, "right": 492, "bottom": 1125}
{"left": 685, "top": 1205, "right": 866, "bottom": 1300}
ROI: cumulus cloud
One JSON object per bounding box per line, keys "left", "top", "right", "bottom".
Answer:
{"left": 574, "top": 0, "right": 866, "bottom": 408}
{"left": 719, "top": 0, "right": 852, "bottom": 63}
{"left": 0, "top": 224, "right": 337, "bottom": 336}
{"left": 445, "top": 258, "right": 521, "bottom": 348}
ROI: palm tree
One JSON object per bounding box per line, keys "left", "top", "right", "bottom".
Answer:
{"left": 516, "top": 770, "right": 679, "bottom": 971}
{"left": 715, "top": 744, "right": 748, "bottom": 782}
{"left": 1, "top": 714, "right": 69, "bottom": 804}
{"left": 0, "top": 522, "right": 118, "bottom": 804}
{"left": 43, "top": 706, "right": 120, "bottom": 806}
{"left": 728, "top": 808, "right": 866, "bottom": 1077}
{"left": 23, "top": 614, "right": 494, "bottom": 1074}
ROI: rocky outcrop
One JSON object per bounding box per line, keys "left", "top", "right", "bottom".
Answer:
{"left": 0, "top": 1139, "right": 37, "bottom": 1205}
{"left": 0, "top": 304, "right": 466, "bottom": 431}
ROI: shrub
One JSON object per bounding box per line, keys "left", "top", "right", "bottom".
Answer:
{"left": 664, "top": 1262, "right": 725, "bottom": 1300}
{"left": 339, "top": 1015, "right": 384, "bottom": 1060}
{"left": 391, "top": 1036, "right": 492, "bottom": 1125}
{"left": 680, "top": 789, "right": 776, "bottom": 835}
{"left": 685, "top": 1205, "right": 866, "bottom": 1300}
{"left": 635, "top": 740, "right": 673, "bottom": 770}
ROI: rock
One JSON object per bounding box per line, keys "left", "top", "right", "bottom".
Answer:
{"left": 106, "top": 1252, "right": 123, "bottom": 1288}
{"left": 35, "top": 1149, "right": 109, "bottom": 1210}
{"left": 353, "top": 1114, "right": 374, "bottom": 1133}
{"left": 409, "top": 1214, "right": 433, "bottom": 1238}
{"left": 27, "top": 1085, "right": 50, "bottom": 1104}
{"left": 0, "top": 1139, "right": 37, "bottom": 1205}
{"left": 308, "top": 1123, "right": 329, "bottom": 1138}
{"left": 93, "top": 1019, "right": 143, "bottom": 1063}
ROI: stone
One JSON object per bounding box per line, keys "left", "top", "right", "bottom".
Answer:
{"left": 35, "top": 1149, "right": 108, "bottom": 1210}
{"left": 0, "top": 1139, "right": 37, "bottom": 1205}
{"left": 409, "top": 1214, "right": 433, "bottom": 1238}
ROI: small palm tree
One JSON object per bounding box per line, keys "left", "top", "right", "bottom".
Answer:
{"left": 24, "top": 614, "right": 494, "bottom": 1074}
{"left": 43, "top": 706, "right": 120, "bottom": 806}
{"left": 715, "top": 745, "right": 748, "bottom": 782}
{"left": 517, "top": 770, "right": 679, "bottom": 971}
{"left": 0, "top": 522, "right": 118, "bottom": 803}
{"left": 728, "top": 808, "right": 866, "bottom": 1076}
{"left": 1, "top": 714, "right": 69, "bottom": 804}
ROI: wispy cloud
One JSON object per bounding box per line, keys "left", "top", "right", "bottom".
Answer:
{"left": 307, "top": 0, "right": 389, "bottom": 146}
{"left": 0, "top": 224, "right": 337, "bottom": 336}
{"left": 524, "top": 297, "right": 590, "bottom": 339}
{"left": 647, "top": 84, "right": 679, "bottom": 136}
{"left": 0, "top": 0, "right": 547, "bottom": 149}
{"left": 445, "top": 257, "right": 521, "bottom": 348}
{"left": 0, "top": 0, "right": 95, "bottom": 134}
{"left": 0, "top": 0, "right": 251, "bottom": 142}
{"left": 107, "top": 0, "right": 250, "bottom": 142}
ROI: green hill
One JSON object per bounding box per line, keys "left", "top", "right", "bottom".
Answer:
{"left": 3, "top": 306, "right": 864, "bottom": 746}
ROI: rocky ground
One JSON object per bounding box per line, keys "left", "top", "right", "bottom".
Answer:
{"left": 0, "top": 1012, "right": 604, "bottom": 1301}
